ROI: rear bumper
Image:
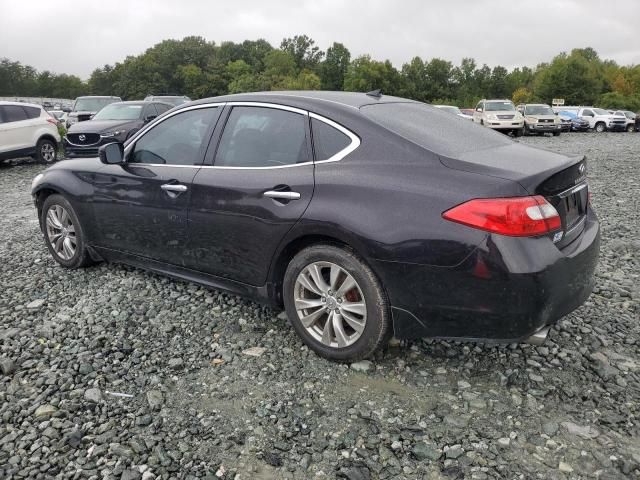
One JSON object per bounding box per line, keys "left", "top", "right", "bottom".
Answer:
{"left": 376, "top": 208, "right": 600, "bottom": 341}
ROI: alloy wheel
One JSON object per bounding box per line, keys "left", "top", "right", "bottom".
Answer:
{"left": 46, "top": 205, "right": 77, "bottom": 260}
{"left": 41, "top": 142, "right": 56, "bottom": 163}
{"left": 294, "top": 261, "right": 367, "bottom": 348}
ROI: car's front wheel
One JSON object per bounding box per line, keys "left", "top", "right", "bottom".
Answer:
{"left": 36, "top": 138, "right": 57, "bottom": 164}
{"left": 627, "top": 124, "right": 635, "bottom": 133}
{"left": 283, "top": 245, "right": 391, "bottom": 361}
{"left": 594, "top": 122, "right": 606, "bottom": 133}
{"left": 41, "top": 194, "right": 93, "bottom": 269}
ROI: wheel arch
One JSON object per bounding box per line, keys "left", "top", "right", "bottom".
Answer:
{"left": 268, "top": 231, "right": 375, "bottom": 307}
{"left": 36, "top": 133, "right": 59, "bottom": 148}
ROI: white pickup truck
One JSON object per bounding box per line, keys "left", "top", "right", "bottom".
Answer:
{"left": 576, "top": 107, "right": 627, "bottom": 132}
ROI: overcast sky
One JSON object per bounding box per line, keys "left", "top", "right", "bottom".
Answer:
{"left": 1, "top": 0, "right": 638, "bottom": 79}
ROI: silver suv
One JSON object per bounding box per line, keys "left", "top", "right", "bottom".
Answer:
{"left": 473, "top": 99, "right": 524, "bottom": 136}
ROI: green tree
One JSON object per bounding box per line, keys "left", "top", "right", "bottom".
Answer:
{"left": 320, "top": 42, "right": 351, "bottom": 90}
{"left": 344, "top": 55, "right": 402, "bottom": 95}
{"left": 280, "top": 35, "right": 324, "bottom": 71}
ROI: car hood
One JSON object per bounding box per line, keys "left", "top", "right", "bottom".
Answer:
{"left": 440, "top": 142, "right": 583, "bottom": 193}
{"left": 68, "top": 119, "right": 140, "bottom": 134}
{"left": 485, "top": 110, "right": 518, "bottom": 116}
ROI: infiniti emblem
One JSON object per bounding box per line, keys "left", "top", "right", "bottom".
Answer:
{"left": 79, "top": 134, "right": 86, "bottom": 141}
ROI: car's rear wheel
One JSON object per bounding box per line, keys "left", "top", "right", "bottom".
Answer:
{"left": 36, "top": 138, "right": 57, "bottom": 164}
{"left": 594, "top": 122, "right": 606, "bottom": 133}
{"left": 41, "top": 194, "right": 93, "bottom": 269}
{"left": 283, "top": 245, "right": 391, "bottom": 361}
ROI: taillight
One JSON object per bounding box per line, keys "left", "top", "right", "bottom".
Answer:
{"left": 46, "top": 117, "right": 58, "bottom": 125}
{"left": 442, "top": 195, "right": 561, "bottom": 237}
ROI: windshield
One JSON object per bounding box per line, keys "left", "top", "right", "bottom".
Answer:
{"left": 93, "top": 103, "right": 143, "bottom": 121}
{"left": 485, "top": 101, "right": 515, "bottom": 112}
{"left": 361, "top": 102, "right": 511, "bottom": 157}
{"left": 593, "top": 108, "right": 611, "bottom": 115}
{"left": 73, "top": 98, "right": 119, "bottom": 112}
{"left": 437, "top": 106, "right": 462, "bottom": 115}
{"left": 524, "top": 105, "right": 554, "bottom": 115}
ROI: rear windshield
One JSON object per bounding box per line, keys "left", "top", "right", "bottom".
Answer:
{"left": 361, "top": 102, "right": 512, "bottom": 157}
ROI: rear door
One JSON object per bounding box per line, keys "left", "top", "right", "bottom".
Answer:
{"left": 186, "top": 103, "right": 314, "bottom": 285}
{"left": 89, "top": 105, "right": 222, "bottom": 265}
{"left": 0, "top": 105, "right": 31, "bottom": 152}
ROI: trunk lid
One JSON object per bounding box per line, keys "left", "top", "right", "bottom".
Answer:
{"left": 441, "top": 142, "right": 588, "bottom": 247}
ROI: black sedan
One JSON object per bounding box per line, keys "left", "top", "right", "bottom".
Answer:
{"left": 32, "top": 91, "right": 600, "bottom": 361}
{"left": 64, "top": 101, "right": 173, "bottom": 157}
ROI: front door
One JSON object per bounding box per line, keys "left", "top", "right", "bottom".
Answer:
{"left": 90, "top": 105, "right": 222, "bottom": 265}
{"left": 186, "top": 104, "right": 314, "bottom": 286}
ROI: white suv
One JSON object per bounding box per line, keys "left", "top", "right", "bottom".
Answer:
{"left": 473, "top": 99, "right": 524, "bottom": 136}
{"left": 0, "top": 102, "right": 61, "bottom": 164}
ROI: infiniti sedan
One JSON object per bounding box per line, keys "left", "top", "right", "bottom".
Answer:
{"left": 32, "top": 91, "right": 600, "bottom": 361}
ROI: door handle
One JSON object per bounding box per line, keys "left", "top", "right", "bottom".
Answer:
{"left": 161, "top": 183, "right": 188, "bottom": 193}
{"left": 263, "top": 190, "right": 301, "bottom": 200}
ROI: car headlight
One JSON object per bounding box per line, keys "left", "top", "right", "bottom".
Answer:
{"left": 100, "top": 130, "right": 126, "bottom": 138}
{"left": 66, "top": 116, "right": 77, "bottom": 125}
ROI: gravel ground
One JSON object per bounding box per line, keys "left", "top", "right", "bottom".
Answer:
{"left": 1, "top": 133, "right": 639, "bottom": 480}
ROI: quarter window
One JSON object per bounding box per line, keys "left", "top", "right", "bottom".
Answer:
{"left": 311, "top": 118, "right": 351, "bottom": 161}
{"left": 215, "top": 106, "right": 308, "bottom": 168}
{"left": 130, "top": 107, "right": 218, "bottom": 165}
{"left": 23, "top": 106, "right": 41, "bottom": 119}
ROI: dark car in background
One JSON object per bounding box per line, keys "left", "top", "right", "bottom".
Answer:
{"left": 32, "top": 91, "right": 599, "bottom": 361}
{"left": 64, "top": 101, "right": 172, "bottom": 157}
{"left": 558, "top": 111, "right": 590, "bottom": 132}
{"left": 143, "top": 94, "right": 191, "bottom": 106}
{"left": 65, "top": 96, "right": 122, "bottom": 129}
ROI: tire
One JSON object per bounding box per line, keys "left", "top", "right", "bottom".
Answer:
{"left": 594, "top": 122, "right": 606, "bottom": 133}
{"left": 283, "top": 244, "right": 391, "bottom": 361}
{"left": 523, "top": 124, "right": 530, "bottom": 136}
{"left": 36, "top": 138, "right": 57, "bottom": 164}
{"left": 627, "top": 124, "right": 635, "bottom": 133}
{"left": 41, "top": 194, "right": 93, "bottom": 269}
{"left": 553, "top": 131, "right": 561, "bottom": 136}
{"left": 514, "top": 128, "right": 524, "bottom": 137}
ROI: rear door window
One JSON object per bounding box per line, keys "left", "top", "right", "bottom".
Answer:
{"left": 3, "top": 105, "right": 29, "bottom": 123}
{"left": 215, "top": 106, "right": 309, "bottom": 168}
{"left": 311, "top": 117, "right": 352, "bottom": 161}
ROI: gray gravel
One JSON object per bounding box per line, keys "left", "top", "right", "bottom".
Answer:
{"left": 1, "top": 132, "right": 639, "bottom": 479}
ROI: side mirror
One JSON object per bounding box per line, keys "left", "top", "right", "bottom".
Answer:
{"left": 99, "top": 142, "right": 124, "bottom": 165}
{"left": 144, "top": 115, "right": 157, "bottom": 123}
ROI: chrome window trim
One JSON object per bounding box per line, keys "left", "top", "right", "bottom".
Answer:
{"left": 123, "top": 101, "right": 361, "bottom": 170}
{"left": 123, "top": 102, "right": 226, "bottom": 156}
{"left": 309, "top": 112, "right": 361, "bottom": 164}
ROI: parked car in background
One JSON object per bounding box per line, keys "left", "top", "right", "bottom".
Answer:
{"left": 66, "top": 96, "right": 122, "bottom": 129}
{"left": 558, "top": 111, "right": 590, "bottom": 132}
{"left": 32, "top": 91, "right": 599, "bottom": 360}
{"left": 434, "top": 105, "right": 473, "bottom": 120}
{"left": 143, "top": 94, "right": 191, "bottom": 106}
{"left": 558, "top": 114, "right": 572, "bottom": 132}
{"left": 576, "top": 107, "right": 626, "bottom": 132}
{"left": 64, "top": 101, "right": 172, "bottom": 157}
{"left": 517, "top": 103, "right": 562, "bottom": 136}
{"left": 0, "top": 101, "right": 61, "bottom": 164}
{"left": 473, "top": 99, "right": 524, "bottom": 136}
{"left": 613, "top": 110, "right": 637, "bottom": 132}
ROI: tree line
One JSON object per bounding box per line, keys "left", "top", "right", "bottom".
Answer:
{"left": 1, "top": 35, "right": 639, "bottom": 110}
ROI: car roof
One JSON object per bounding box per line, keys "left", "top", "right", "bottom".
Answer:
{"left": 188, "top": 91, "right": 417, "bottom": 113}
{"left": 0, "top": 101, "right": 42, "bottom": 109}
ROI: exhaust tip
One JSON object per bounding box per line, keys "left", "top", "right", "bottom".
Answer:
{"left": 525, "top": 326, "right": 550, "bottom": 346}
